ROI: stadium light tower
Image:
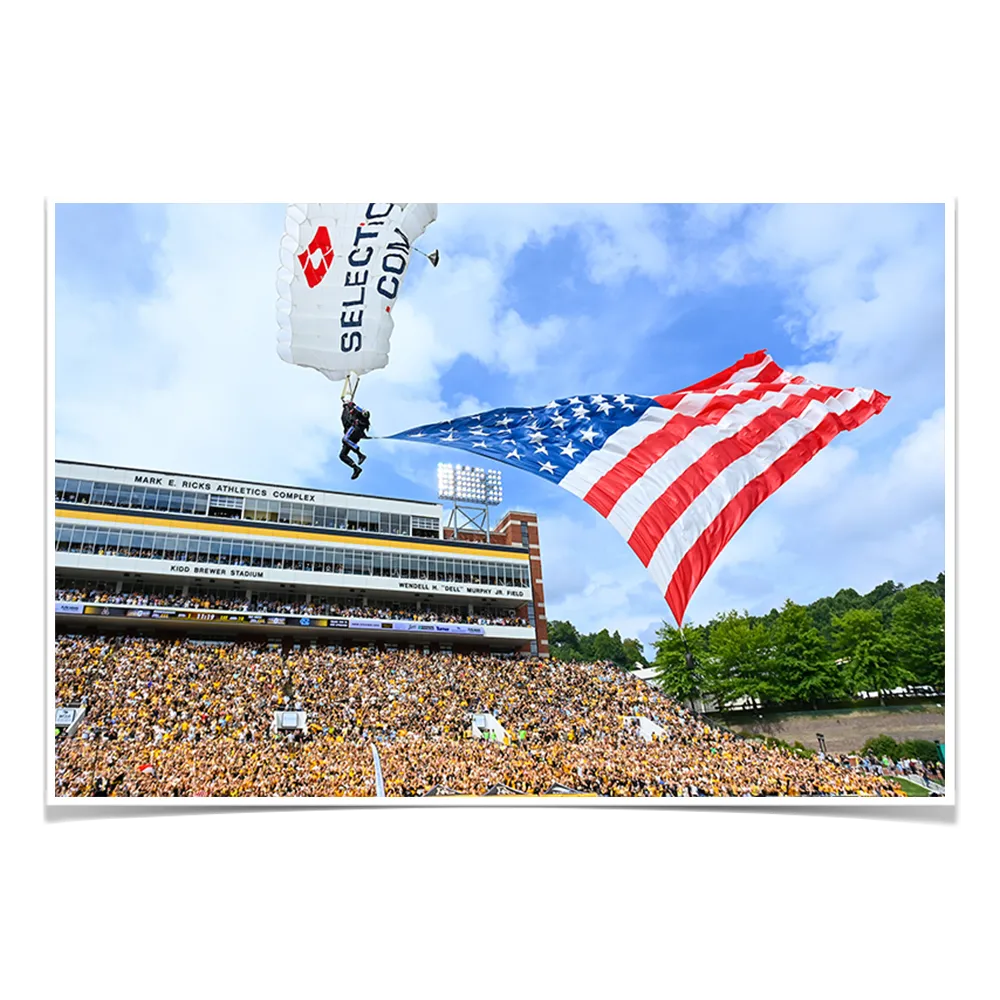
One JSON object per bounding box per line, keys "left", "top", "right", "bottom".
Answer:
{"left": 437, "top": 463, "right": 503, "bottom": 543}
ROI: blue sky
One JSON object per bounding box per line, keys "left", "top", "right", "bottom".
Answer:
{"left": 54, "top": 203, "right": 946, "bottom": 654}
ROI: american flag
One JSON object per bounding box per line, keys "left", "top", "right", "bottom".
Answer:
{"left": 388, "top": 351, "right": 889, "bottom": 624}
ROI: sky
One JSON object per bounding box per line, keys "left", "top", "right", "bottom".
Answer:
{"left": 53, "top": 203, "right": 946, "bottom": 655}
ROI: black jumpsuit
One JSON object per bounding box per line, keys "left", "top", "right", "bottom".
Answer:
{"left": 339, "top": 405, "right": 370, "bottom": 476}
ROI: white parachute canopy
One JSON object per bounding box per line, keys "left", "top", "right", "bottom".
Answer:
{"left": 276, "top": 202, "right": 437, "bottom": 383}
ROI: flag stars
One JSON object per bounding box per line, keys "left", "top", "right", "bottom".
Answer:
{"left": 560, "top": 442, "right": 580, "bottom": 459}
{"left": 571, "top": 405, "right": 589, "bottom": 419}
{"left": 590, "top": 394, "right": 607, "bottom": 404}
{"left": 533, "top": 445, "right": 549, "bottom": 455}
{"left": 595, "top": 400, "right": 613, "bottom": 414}
{"left": 527, "top": 430, "right": 548, "bottom": 443}
{"left": 506, "top": 447, "right": 522, "bottom": 460}
{"left": 538, "top": 461, "right": 557, "bottom": 474}
{"left": 550, "top": 414, "right": 569, "bottom": 430}
{"left": 580, "top": 426, "right": 600, "bottom": 444}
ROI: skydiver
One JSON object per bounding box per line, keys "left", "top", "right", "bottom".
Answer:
{"left": 339, "top": 402, "right": 371, "bottom": 480}
{"left": 341, "top": 399, "right": 361, "bottom": 434}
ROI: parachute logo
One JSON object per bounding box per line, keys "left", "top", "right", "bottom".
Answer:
{"left": 297, "top": 226, "right": 334, "bottom": 288}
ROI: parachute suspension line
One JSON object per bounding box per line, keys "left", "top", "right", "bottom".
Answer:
{"left": 340, "top": 373, "right": 360, "bottom": 402}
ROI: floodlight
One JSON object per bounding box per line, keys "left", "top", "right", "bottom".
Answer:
{"left": 437, "top": 463, "right": 503, "bottom": 506}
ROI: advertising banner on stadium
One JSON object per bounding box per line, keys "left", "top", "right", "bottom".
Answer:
{"left": 57, "top": 603, "right": 490, "bottom": 635}
{"left": 345, "top": 618, "right": 486, "bottom": 635}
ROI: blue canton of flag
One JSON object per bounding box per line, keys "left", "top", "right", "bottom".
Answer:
{"left": 387, "top": 393, "right": 657, "bottom": 482}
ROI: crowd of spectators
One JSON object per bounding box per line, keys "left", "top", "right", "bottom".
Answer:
{"left": 54, "top": 634, "right": 909, "bottom": 798}
{"left": 55, "top": 587, "right": 528, "bottom": 627}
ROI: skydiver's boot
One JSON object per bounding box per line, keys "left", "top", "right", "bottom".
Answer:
{"left": 351, "top": 465, "right": 362, "bottom": 480}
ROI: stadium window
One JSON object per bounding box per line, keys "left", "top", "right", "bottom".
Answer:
{"left": 102, "top": 484, "right": 118, "bottom": 507}
{"left": 209, "top": 537, "right": 221, "bottom": 563}
{"left": 282, "top": 546, "right": 295, "bottom": 570}
{"left": 195, "top": 538, "right": 209, "bottom": 563}
{"left": 163, "top": 534, "right": 177, "bottom": 560}
{"left": 90, "top": 482, "right": 106, "bottom": 506}
{"left": 153, "top": 533, "right": 166, "bottom": 558}
{"left": 129, "top": 487, "right": 144, "bottom": 510}
{"left": 193, "top": 494, "right": 208, "bottom": 516}
{"left": 63, "top": 479, "right": 79, "bottom": 503}
{"left": 167, "top": 490, "right": 182, "bottom": 513}
{"left": 77, "top": 481, "right": 93, "bottom": 504}
{"left": 54, "top": 477, "right": 66, "bottom": 501}
{"left": 68, "top": 527, "right": 84, "bottom": 553}
{"left": 142, "top": 489, "right": 158, "bottom": 511}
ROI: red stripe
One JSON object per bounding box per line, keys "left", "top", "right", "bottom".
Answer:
{"left": 750, "top": 360, "right": 784, "bottom": 384}
{"left": 671, "top": 350, "right": 771, "bottom": 393}
{"left": 663, "top": 390, "right": 889, "bottom": 624}
{"left": 584, "top": 383, "right": 847, "bottom": 519}
{"left": 627, "top": 390, "right": 830, "bottom": 566}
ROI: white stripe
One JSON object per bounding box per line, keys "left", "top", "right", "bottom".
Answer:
{"left": 559, "top": 381, "right": 806, "bottom": 499}
{"left": 644, "top": 392, "right": 867, "bottom": 594}
{"left": 717, "top": 358, "right": 774, "bottom": 385}
{"left": 603, "top": 389, "right": 835, "bottom": 540}
{"left": 559, "top": 405, "right": 673, "bottom": 497}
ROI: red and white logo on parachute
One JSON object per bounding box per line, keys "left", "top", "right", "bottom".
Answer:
{"left": 298, "top": 226, "right": 334, "bottom": 288}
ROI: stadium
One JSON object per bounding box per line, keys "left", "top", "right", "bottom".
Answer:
{"left": 54, "top": 459, "right": 547, "bottom": 657}
{"left": 53, "top": 459, "right": 908, "bottom": 799}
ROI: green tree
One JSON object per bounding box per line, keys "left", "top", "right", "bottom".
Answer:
{"left": 548, "top": 620, "right": 580, "bottom": 659}
{"left": 889, "top": 587, "right": 945, "bottom": 688}
{"left": 861, "top": 734, "right": 900, "bottom": 759}
{"left": 832, "top": 608, "right": 913, "bottom": 704}
{"left": 621, "top": 637, "right": 648, "bottom": 667}
{"left": 896, "top": 739, "right": 941, "bottom": 765}
{"left": 704, "top": 610, "right": 773, "bottom": 710}
{"left": 652, "top": 624, "right": 703, "bottom": 711}
{"left": 769, "top": 599, "right": 842, "bottom": 708}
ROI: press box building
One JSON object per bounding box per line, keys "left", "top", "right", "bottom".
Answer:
{"left": 54, "top": 460, "right": 550, "bottom": 656}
